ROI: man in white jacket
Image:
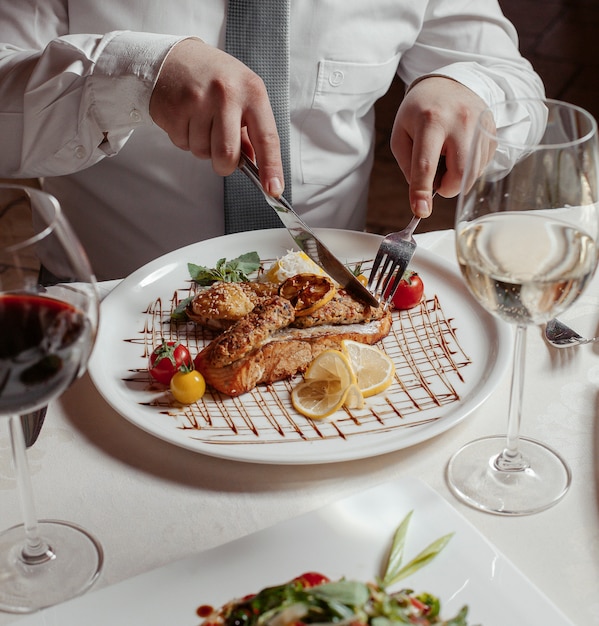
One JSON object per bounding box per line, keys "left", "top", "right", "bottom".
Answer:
{"left": 0, "top": 1, "right": 544, "bottom": 279}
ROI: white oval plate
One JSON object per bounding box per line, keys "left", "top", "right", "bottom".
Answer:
{"left": 88, "top": 228, "right": 511, "bottom": 464}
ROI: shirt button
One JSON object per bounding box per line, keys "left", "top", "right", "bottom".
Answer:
{"left": 74, "top": 145, "right": 86, "bottom": 159}
{"left": 129, "top": 109, "right": 142, "bottom": 123}
{"left": 328, "top": 70, "right": 344, "bottom": 87}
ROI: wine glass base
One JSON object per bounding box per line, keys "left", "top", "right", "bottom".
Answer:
{"left": 446, "top": 435, "right": 571, "bottom": 516}
{"left": 0, "top": 519, "right": 103, "bottom": 613}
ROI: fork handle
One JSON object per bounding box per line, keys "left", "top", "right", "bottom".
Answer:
{"left": 405, "top": 215, "right": 421, "bottom": 238}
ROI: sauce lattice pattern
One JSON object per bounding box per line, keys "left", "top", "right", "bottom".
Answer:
{"left": 123, "top": 275, "right": 472, "bottom": 446}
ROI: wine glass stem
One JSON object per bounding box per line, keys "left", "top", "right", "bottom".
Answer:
{"left": 495, "top": 324, "right": 529, "bottom": 472}
{"left": 8, "top": 415, "right": 55, "bottom": 564}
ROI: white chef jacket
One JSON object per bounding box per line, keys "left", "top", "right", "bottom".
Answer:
{"left": 0, "top": 0, "right": 544, "bottom": 280}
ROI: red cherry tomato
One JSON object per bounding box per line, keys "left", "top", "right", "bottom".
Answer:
{"left": 293, "top": 572, "right": 330, "bottom": 588}
{"left": 148, "top": 340, "right": 193, "bottom": 385}
{"left": 384, "top": 271, "right": 424, "bottom": 310}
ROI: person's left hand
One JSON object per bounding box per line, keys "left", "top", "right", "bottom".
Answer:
{"left": 391, "top": 76, "right": 495, "bottom": 218}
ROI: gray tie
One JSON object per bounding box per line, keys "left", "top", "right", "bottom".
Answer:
{"left": 224, "top": 0, "right": 291, "bottom": 233}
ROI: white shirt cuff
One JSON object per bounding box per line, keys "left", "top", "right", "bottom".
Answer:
{"left": 89, "top": 31, "right": 185, "bottom": 148}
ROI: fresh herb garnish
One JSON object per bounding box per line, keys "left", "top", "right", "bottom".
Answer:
{"left": 351, "top": 261, "right": 365, "bottom": 277}
{"left": 188, "top": 251, "right": 261, "bottom": 286}
{"left": 379, "top": 510, "right": 454, "bottom": 588}
{"left": 171, "top": 296, "right": 193, "bottom": 321}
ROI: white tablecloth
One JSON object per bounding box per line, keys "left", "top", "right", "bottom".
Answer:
{"left": 1, "top": 230, "right": 598, "bottom": 625}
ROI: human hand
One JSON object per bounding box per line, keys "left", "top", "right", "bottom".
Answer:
{"left": 390, "top": 76, "right": 495, "bottom": 217}
{"left": 149, "top": 38, "right": 284, "bottom": 196}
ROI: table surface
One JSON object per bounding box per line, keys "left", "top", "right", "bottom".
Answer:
{"left": 1, "top": 230, "right": 598, "bottom": 625}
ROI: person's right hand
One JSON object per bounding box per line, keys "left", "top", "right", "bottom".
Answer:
{"left": 149, "top": 38, "right": 284, "bottom": 197}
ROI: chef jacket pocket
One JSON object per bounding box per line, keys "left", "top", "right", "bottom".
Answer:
{"left": 299, "top": 54, "right": 400, "bottom": 185}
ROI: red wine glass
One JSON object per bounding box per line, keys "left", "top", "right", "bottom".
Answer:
{"left": 0, "top": 184, "right": 102, "bottom": 612}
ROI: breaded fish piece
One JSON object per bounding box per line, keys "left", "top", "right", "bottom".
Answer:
{"left": 191, "top": 280, "right": 393, "bottom": 397}
{"left": 188, "top": 281, "right": 383, "bottom": 330}
{"left": 195, "top": 310, "right": 393, "bottom": 397}
{"left": 186, "top": 281, "right": 278, "bottom": 330}
{"left": 201, "top": 295, "right": 295, "bottom": 369}
{"left": 292, "top": 289, "right": 385, "bottom": 328}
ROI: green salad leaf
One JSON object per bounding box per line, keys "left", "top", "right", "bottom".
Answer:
{"left": 311, "top": 580, "right": 370, "bottom": 607}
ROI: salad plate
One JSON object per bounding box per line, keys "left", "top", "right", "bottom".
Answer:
{"left": 13, "top": 476, "right": 572, "bottom": 625}
{"left": 88, "top": 228, "right": 511, "bottom": 464}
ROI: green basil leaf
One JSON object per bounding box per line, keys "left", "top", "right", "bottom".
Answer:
{"left": 234, "top": 251, "right": 261, "bottom": 275}
{"left": 187, "top": 252, "right": 261, "bottom": 285}
{"left": 170, "top": 296, "right": 193, "bottom": 320}
{"left": 187, "top": 262, "right": 219, "bottom": 285}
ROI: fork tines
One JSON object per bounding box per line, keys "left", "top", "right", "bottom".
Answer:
{"left": 367, "top": 217, "right": 419, "bottom": 307}
{"left": 368, "top": 157, "right": 447, "bottom": 307}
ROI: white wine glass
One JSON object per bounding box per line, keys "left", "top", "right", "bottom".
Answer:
{"left": 447, "top": 99, "right": 599, "bottom": 515}
{"left": 0, "top": 184, "right": 103, "bottom": 612}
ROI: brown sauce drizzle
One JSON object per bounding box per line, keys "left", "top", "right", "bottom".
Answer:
{"left": 127, "top": 271, "right": 473, "bottom": 446}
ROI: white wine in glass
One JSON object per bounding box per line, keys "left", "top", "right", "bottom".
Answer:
{"left": 447, "top": 99, "right": 599, "bottom": 515}
{"left": 0, "top": 184, "right": 103, "bottom": 612}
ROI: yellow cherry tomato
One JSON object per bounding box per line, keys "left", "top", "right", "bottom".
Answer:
{"left": 170, "top": 369, "right": 206, "bottom": 404}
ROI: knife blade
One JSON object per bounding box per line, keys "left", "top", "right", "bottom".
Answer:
{"left": 238, "top": 153, "right": 379, "bottom": 307}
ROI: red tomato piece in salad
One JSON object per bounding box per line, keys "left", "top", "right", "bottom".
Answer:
{"left": 292, "top": 572, "right": 330, "bottom": 588}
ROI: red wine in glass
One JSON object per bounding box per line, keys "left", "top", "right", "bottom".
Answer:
{"left": 0, "top": 294, "right": 92, "bottom": 413}
{"left": 0, "top": 183, "right": 102, "bottom": 613}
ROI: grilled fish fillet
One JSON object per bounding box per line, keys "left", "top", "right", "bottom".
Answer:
{"left": 188, "top": 281, "right": 385, "bottom": 330}
{"left": 205, "top": 296, "right": 296, "bottom": 369}
{"left": 195, "top": 298, "right": 392, "bottom": 397}
{"left": 291, "top": 290, "right": 384, "bottom": 328}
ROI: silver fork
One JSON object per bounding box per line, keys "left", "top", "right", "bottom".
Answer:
{"left": 544, "top": 318, "right": 599, "bottom": 348}
{"left": 368, "top": 157, "right": 447, "bottom": 305}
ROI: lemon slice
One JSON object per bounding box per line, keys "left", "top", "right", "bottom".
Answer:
{"left": 265, "top": 250, "right": 328, "bottom": 283}
{"left": 291, "top": 379, "right": 347, "bottom": 420}
{"left": 279, "top": 273, "right": 336, "bottom": 316}
{"left": 343, "top": 383, "right": 365, "bottom": 410}
{"left": 291, "top": 349, "right": 357, "bottom": 419}
{"left": 341, "top": 339, "right": 395, "bottom": 397}
{"left": 304, "top": 349, "right": 356, "bottom": 387}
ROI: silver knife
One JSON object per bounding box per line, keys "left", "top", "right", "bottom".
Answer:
{"left": 238, "top": 153, "right": 379, "bottom": 307}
